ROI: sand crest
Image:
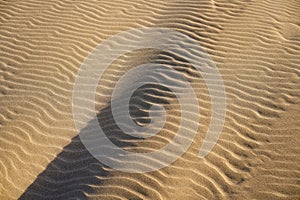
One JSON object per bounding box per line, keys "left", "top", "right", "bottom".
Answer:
{"left": 0, "top": 0, "right": 299, "bottom": 199}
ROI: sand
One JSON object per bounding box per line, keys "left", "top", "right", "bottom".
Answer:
{"left": 0, "top": 0, "right": 299, "bottom": 199}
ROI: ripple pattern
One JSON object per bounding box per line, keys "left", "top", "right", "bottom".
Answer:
{"left": 0, "top": 0, "right": 299, "bottom": 199}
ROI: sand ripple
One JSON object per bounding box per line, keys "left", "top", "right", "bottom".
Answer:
{"left": 0, "top": 0, "right": 299, "bottom": 199}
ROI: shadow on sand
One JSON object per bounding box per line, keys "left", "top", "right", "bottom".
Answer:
{"left": 19, "top": 84, "right": 172, "bottom": 199}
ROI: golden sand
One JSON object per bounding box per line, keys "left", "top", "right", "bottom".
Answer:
{"left": 0, "top": 0, "right": 299, "bottom": 199}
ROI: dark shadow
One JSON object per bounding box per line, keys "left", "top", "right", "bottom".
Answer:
{"left": 19, "top": 50, "right": 202, "bottom": 199}
{"left": 19, "top": 136, "right": 105, "bottom": 199}
{"left": 19, "top": 84, "right": 175, "bottom": 200}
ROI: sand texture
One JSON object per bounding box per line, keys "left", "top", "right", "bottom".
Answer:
{"left": 0, "top": 0, "right": 300, "bottom": 199}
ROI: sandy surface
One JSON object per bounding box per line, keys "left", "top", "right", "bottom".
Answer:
{"left": 0, "top": 0, "right": 300, "bottom": 199}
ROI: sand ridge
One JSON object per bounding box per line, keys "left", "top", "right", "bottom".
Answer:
{"left": 0, "top": 0, "right": 300, "bottom": 199}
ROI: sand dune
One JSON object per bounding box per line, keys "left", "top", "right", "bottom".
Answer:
{"left": 0, "top": 0, "right": 299, "bottom": 199}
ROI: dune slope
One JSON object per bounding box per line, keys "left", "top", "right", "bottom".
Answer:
{"left": 0, "top": 0, "right": 299, "bottom": 199}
